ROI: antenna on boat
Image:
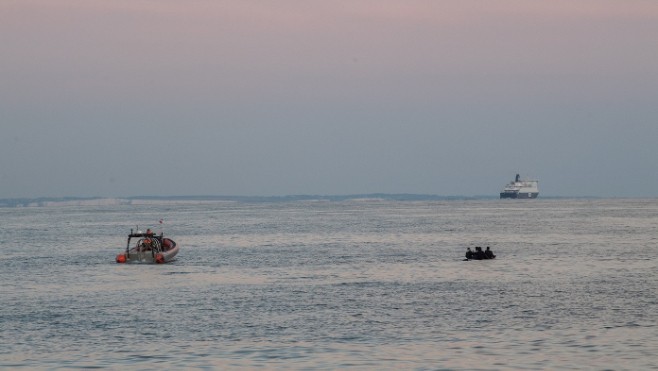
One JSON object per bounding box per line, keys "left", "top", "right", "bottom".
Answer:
{"left": 159, "top": 219, "right": 164, "bottom": 236}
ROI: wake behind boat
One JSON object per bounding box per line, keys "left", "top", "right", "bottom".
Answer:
{"left": 116, "top": 228, "right": 179, "bottom": 264}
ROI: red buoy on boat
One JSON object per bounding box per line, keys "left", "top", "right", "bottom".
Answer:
{"left": 116, "top": 253, "right": 127, "bottom": 263}
{"left": 155, "top": 253, "right": 165, "bottom": 264}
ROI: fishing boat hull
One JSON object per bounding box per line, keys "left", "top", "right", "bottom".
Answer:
{"left": 116, "top": 237, "right": 179, "bottom": 264}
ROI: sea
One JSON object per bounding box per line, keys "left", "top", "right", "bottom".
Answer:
{"left": 1, "top": 198, "right": 656, "bottom": 370}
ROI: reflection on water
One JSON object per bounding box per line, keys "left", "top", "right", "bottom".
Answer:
{"left": 1, "top": 199, "right": 657, "bottom": 369}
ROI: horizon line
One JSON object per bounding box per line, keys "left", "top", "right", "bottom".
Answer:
{"left": 0, "top": 193, "right": 614, "bottom": 207}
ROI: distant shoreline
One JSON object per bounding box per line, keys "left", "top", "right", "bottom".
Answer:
{"left": 0, "top": 194, "right": 607, "bottom": 208}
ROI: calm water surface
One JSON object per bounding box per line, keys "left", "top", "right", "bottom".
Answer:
{"left": 1, "top": 199, "right": 657, "bottom": 370}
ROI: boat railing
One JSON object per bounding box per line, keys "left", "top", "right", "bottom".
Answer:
{"left": 134, "top": 237, "right": 162, "bottom": 253}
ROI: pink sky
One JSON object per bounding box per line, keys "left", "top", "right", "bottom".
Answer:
{"left": 1, "top": 1, "right": 658, "bottom": 197}
{"left": 5, "top": 0, "right": 656, "bottom": 99}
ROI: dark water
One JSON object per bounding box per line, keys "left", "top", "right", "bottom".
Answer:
{"left": 1, "top": 199, "right": 657, "bottom": 370}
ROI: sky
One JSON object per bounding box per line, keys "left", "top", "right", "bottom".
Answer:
{"left": 1, "top": 0, "right": 658, "bottom": 198}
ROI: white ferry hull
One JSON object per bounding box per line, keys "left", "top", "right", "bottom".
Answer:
{"left": 500, "top": 191, "right": 539, "bottom": 199}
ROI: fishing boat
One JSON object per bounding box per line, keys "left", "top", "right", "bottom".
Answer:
{"left": 116, "top": 228, "right": 179, "bottom": 264}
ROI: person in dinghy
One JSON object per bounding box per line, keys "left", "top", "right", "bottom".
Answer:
{"left": 465, "top": 246, "right": 496, "bottom": 260}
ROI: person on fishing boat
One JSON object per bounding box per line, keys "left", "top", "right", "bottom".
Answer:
{"left": 474, "top": 246, "right": 485, "bottom": 260}
{"left": 465, "top": 247, "right": 474, "bottom": 259}
{"left": 485, "top": 246, "right": 496, "bottom": 259}
{"left": 139, "top": 238, "right": 154, "bottom": 252}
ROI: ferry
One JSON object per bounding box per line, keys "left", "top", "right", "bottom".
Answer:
{"left": 500, "top": 174, "right": 539, "bottom": 199}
